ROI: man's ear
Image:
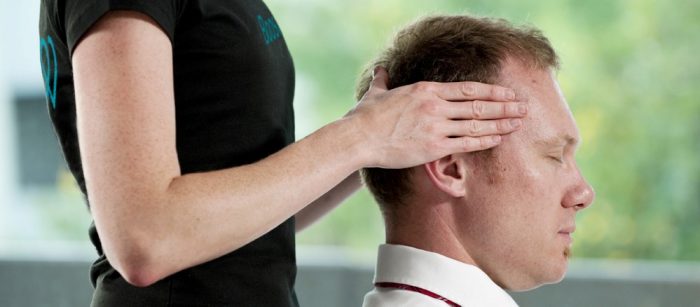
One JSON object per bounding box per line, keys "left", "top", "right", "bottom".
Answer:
{"left": 424, "top": 154, "right": 468, "bottom": 198}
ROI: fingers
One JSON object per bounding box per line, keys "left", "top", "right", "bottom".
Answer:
{"left": 444, "top": 118, "right": 522, "bottom": 137}
{"left": 446, "top": 135, "right": 503, "bottom": 153}
{"left": 428, "top": 81, "right": 516, "bottom": 102}
{"left": 446, "top": 100, "right": 528, "bottom": 120}
{"left": 370, "top": 66, "right": 389, "bottom": 91}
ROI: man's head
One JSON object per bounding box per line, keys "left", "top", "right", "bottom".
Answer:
{"left": 357, "top": 15, "right": 595, "bottom": 291}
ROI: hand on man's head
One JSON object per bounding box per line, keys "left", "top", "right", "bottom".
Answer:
{"left": 348, "top": 66, "right": 527, "bottom": 169}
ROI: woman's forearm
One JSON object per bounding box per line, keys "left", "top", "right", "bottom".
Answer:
{"left": 294, "top": 171, "right": 363, "bottom": 233}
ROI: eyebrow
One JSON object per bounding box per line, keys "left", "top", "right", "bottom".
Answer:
{"left": 535, "top": 134, "right": 579, "bottom": 148}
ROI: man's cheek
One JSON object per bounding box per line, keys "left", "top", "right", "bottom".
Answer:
{"left": 506, "top": 165, "right": 543, "bottom": 194}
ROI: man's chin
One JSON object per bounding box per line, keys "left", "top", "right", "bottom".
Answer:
{"left": 550, "top": 250, "right": 571, "bottom": 284}
{"left": 505, "top": 272, "right": 566, "bottom": 292}
{"left": 544, "top": 256, "right": 570, "bottom": 286}
{"left": 564, "top": 246, "right": 572, "bottom": 259}
{"left": 503, "top": 260, "right": 569, "bottom": 292}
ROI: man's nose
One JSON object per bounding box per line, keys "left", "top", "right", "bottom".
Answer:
{"left": 561, "top": 168, "right": 595, "bottom": 211}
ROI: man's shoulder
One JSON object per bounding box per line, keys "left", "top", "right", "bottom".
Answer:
{"left": 366, "top": 244, "right": 520, "bottom": 307}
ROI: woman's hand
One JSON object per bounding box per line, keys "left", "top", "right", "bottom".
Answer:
{"left": 347, "top": 67, "right": 527, "bottom": 168}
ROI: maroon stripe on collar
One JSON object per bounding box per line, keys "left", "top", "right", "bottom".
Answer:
{"left": 375, "top": 282, "right": 461, "bottom": 307}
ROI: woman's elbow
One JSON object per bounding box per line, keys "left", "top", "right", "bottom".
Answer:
{"left": 105, "top": 236, "right": 167, "bottom": 287}
{"left": 121, "top": 267, "right": 161, "bottom": 287}
{"left": 112, "top": 251, "right": 165, "bottom": 287}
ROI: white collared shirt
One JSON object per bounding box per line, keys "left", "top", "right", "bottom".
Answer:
{"left": 362, "top": 244, "right": 519, "bottom": 307}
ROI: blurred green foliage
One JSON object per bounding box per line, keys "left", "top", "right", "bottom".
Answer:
{"left": 267, "top": 0, "right": 700, "bottom": 260}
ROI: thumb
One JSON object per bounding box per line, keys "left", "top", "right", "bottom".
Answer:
{"left": 370, "top": 66, "right": 389, "bottom": 91}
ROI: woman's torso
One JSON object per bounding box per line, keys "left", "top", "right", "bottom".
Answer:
{"left": 39, "top": 0, "right": 298, "bottom": 305}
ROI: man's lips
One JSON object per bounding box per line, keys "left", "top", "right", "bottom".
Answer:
{"left": 558, "top": 225, "right": 576, "bottom": 245}
{"left": 559, "top": 225, "right": 576, "bottom": 234}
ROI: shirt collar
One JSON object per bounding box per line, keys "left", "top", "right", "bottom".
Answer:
{"left": 373, "top": 244, "right": 518, "bottom": 306}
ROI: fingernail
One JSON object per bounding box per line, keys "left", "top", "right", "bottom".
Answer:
{"left": 510, "top": 119, "right": 522, "bottom": 128}
{"left": 491, "top": 135, "right": 502, "bottom": 144}
{"left": 507, "top": 90, "right": 516, "bottom": 100}
{"left": 518, "top": 103, "right": 528, "bottom": 115}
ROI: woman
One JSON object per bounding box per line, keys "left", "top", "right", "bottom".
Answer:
{"left": 39, "top": 1, "right": 526, "bottom": 305}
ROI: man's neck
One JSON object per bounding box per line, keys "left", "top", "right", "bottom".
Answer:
{"left": 384, "top": 205, "right": 478, "bottom": 267}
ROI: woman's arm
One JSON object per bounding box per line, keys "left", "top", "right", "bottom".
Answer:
{"left": 294, "top": 171, "right": 362, "bottom": 233}
{"left": 73, "top": 11, "right": 525, "bottom": 287}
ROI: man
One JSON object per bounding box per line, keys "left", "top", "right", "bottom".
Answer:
{"left": 357, "top": 15, "right": 595, "bottom": 306}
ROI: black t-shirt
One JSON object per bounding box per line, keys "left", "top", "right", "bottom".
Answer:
{"left": 39, "top": 0, "right": 298, "bottom": 306}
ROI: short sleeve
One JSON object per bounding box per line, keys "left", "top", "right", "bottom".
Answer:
{"left": 63, "top": 0, "right": 179, "bottom": 56}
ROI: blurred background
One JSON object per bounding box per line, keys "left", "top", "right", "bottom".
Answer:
{"left": 1, "top": 0, "right": 699, "bottom": 306}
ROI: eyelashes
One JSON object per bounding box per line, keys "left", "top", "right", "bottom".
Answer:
{"left": 549, "top": 156, "right": 564, "bottom": 163}
{"left": 546, "top": 146, "right": 567, "bottom": 164}
{"left": 547, "top": 153, "right": 565, "bottom": 164}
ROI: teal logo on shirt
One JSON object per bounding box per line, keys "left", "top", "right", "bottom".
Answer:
{"left": 40, "top": 35, "right": 58, "bottom": 109}
{"left": 257, "top": 15, "right": 282, "bottom": 45}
